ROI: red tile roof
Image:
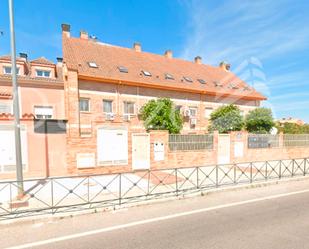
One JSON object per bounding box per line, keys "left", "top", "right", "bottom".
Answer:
{"left": 0, "top": 87, "right": 12, "bottom": 98}
{"left": 31, "top": 57, "right": 55, "bottom": 66}
{"left": 63, "top": 37, "right": 266, "bottom": 100}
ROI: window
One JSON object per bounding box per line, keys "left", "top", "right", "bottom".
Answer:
{"left": 205, "top": 107, "right": 213, "bottom": 119}
{"left": 141, "top": 70, "right": 151, "bottom": 77}
{"left": 165, "top": 73, "right": 174, "bottom": 80}
{"left": 0, "top": 102, "right": 12, "bottom": 114}
{"left": 36, "top": 70, "right": 51, "bottom": 78}
{"left": 3, "top": 66, "right": 19, "bottom": 75}
{"left": 118, "top": 66, "right": 128, "bottom": 73}
{"left": 183, "top": 76, "right": 193, "bottom": 83}
{"left": 189, "top": 107, "right": 197, "bottom": 117}
{"left": 103, "top": 100, "right": 113, "bottom": 113}
{"left": 88, "top": 62, "right": 98, "bottom": 68}
{"left": 34, "top": 106, "right": 53, "bottom": 119}
{"left": 124, "top": 101, "right": 135, "bottom": 115}
{"left": 79, "top": 98, "right": 90, "bottom": 112}
{"left": 197, "top": 79, "right": 206, "bottom": 84}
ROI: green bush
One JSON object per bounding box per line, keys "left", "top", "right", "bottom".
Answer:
{"left": 245, "top": 108, "right": 274, "bottom": 134}
{"left": 140, "top": 98, "right": 183, "bottom": 134}
{"left": 209, "top": 104, "right": 244, "bottom": 133}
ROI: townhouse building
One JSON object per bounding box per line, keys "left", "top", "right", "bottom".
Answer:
{"left": 0, "top": 23, "right": 267, "bottom": 179}
{"left": 0, "top": 54, "right": 67, "bottom": 178}
{"left": 61, "top": 24, "right": 266, "bottom": 174}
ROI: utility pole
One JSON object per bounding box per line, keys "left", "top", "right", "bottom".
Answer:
{"left": 8, "top": 0, "right": 24, "bottom": 196}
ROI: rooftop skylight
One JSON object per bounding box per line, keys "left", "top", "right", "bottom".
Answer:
{"left": 142, "top": 70, "right": 152, "bottom": 77}
{"left": 183, "top": 76, "right": 193, "bottom": 83}
{"left": 197, "top": 79, "right": 206, "bottom": 84}
{"left": 88, "top": 62, "right": 98, "bottom": 68}
{"left": 213, "top": 81, "right": 223, "bottom": 87}
{"left": 118, "top": 66, "right": 128, "bottom": 73}
{"left": 165, "top": 73, "right": 174, "bottom": 80}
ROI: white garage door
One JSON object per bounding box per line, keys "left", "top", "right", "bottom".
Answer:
{"left": 97, "top": 127, "right": 128, "bottom": 165}
{"left": 0, "top": 125, "right": 28, "bottom": 173}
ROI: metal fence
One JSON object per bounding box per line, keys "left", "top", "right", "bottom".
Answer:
{"left": 1, "top": 158, "right": 308, "bottom": 220}
{"left": 283, "top": 134, "right": 309, "bottom": 147}
{"left": 248, "top": 134, "right": 279, "bottom": 148}
{"left": 169, "top": 134, "right": 213, "bottom": 151}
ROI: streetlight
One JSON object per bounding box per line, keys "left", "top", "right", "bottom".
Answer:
{"left": 8, "top": 0, "right": 24, "bottom": 196}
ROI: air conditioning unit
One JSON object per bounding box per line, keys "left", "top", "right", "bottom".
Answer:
{"left": 190, "top": 118, "right": 197, "bottom": 125}
{"left": 183, "top": 108, "right": 191, "bottom": 117}
{"left": 123, "top": 114, "right": 131, "bottom": 122}
{"left": 105, "top": 113, "right": 115, "bottom": 121}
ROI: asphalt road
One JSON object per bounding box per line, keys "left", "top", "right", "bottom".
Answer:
{"left": 2, "top": 178, "right": 309, "bottom": 249}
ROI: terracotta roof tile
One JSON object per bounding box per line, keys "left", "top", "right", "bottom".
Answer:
{"left": 0, "top": 87, "right": 12, "bottom": 98}
{"left": 30, "top": 57, "right": 55, "bottom": 66}
{"left": 63, "top": 37, "right": 266, "bottom": 100}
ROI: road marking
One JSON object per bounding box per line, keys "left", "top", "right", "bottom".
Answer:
{"left": 5, "top": 188, "right": 309, "bottom": 249}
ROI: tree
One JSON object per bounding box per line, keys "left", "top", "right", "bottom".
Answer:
{"left": 245, "top": 108, "right": 274, "bottom": 133}
{"left": 140, "top": 98, "right": 183, "bottom": 134}
{"left": 209, "top": 104, "right": 244, "bottom": 133}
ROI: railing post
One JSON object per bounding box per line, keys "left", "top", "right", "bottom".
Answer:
{"left": 147, "top": 170, "right": 150, "bottom": 197}
{"left": 304, "top": 158, "right": 307, "bottom": 176}
{"left": 265, "top": 162, "right": 268, "bottom": 181}
{"left": 196, "top": 167, "right": 199, "bottom": 189}
{"left": 292, "top": 159, "right": 295, "bottom": 177}
{"left": 119, "top": 173, "right": 122, "bottom": 206}
{"left": 175, "top": 169, "right": 178, "bottom": 196}
{"left": 234, "top": 164, "right": 237, "bottom": 184}
{"left": 279, "top": 160, "right": 282, "bottom": 179}
{"left": 250, "top": 162, "right": 253, "bottom": 183}
{"left": 51, "top": 179, "right": 54, "bottom": 214}
{"left": 87, "top": 177, "right": 90, "bottom": 204}
{"left": 216, "top": 165, "right": 219, "bottom": 188}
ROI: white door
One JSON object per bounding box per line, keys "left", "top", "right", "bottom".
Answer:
{"left": 132, "top": 133, "right": 150, "bottom": 170}
{"left": 97, "top": 128, "right": 128, "bottom": 165}
{"left": 218, "top": 134, "right": 230, "bottom": 165}
{"left": 0, "top": 126, "right": 28, "bottom": 172}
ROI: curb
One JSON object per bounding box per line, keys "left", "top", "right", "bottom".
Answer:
{"left": 2, "top": 175, "right": 309, "bottom": 226}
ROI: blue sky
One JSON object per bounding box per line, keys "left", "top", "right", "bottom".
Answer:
{"left": 0, "top": 0, "right": 309, "bottom": 122}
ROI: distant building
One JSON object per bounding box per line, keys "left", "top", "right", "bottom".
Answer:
{"left": 277, "top": 117, "right": 305, "bottom": 126}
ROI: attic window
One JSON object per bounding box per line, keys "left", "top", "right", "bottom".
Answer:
{"left": 229, "top": 83, "right": 239, "bottom": 89}
{"left": 142, "top": 70, "right": 151, "bottom": 77}
{"left": 88, "top": 62, "right": 98, "bottom": 68}
{"left": 213, "top": 81, "right": 223, "bottom": 87}
{"left": 183, "top": 76, "right": 193, "bottom": 83}
{"left": 197, "top": 79, "right": 206, "bottom": 84}
{"left": 165, "top": 73, "right": 174, "bottom": 80}
{"left": 118, "top": 66, "right": 128, "bottom": 73}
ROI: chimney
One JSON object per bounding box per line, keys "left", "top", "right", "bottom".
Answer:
{"left": 219, "top": 61, "right": 231, "bottom": 71}
{"left": 61, "top": 23, "right": 70, "bottom": 38}
{"left": 194, "top": 56, "right": 202, "bottom": 64}
{"left": 133, "top": 42, "right": 141, "bottom": 52}
{"left": 19, "top": 52, "right": 28, "bottom": 61}
{"left": 164, "top": 50, "right": 173, "bottom": 59}
{"left": 56, "top": 57, "right": 63, "bottom": 66}
{"left": 80, "top": 30, "right": 88, "bottom": 40}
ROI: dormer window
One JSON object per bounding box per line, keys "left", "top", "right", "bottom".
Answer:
{"left": 88, "top": 62, "right": 98, "bottom": 68}
{"left": 3, "top": 66, "right": 20, "bottom": 75}
{"left": 36, "top": 70, "right": 51, "bottom": 78}
{"left": 165, "top": 73, "right": 174, "bottom": 80}
{"left": 197, "top": 79, "right": 206, "bottom": 84}
{"left": 142, "top": 70, "right": 151, "bottom": 77}
{"left": 183, "top": 76, "right": 193, "bottom": 83}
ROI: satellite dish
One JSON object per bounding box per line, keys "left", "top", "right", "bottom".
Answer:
{"left": 270, "top": 127, "right": 278, "bottom": 135}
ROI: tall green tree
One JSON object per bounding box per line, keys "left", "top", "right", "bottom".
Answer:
{"left": 209, "top": 104, "right": 244, "bottom": 133}
{"left": 245, "top": 108, "right": 274, "bottom": 133}
{"left": 140, "top": 98, "right": 183, "bottom": 134}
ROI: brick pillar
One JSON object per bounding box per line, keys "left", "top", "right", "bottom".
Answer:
{"left": 64, "top": 70, "right": 80, "bottom": 173}
{"left": 213, "top": 130, "right": 219, "bottom": 164}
